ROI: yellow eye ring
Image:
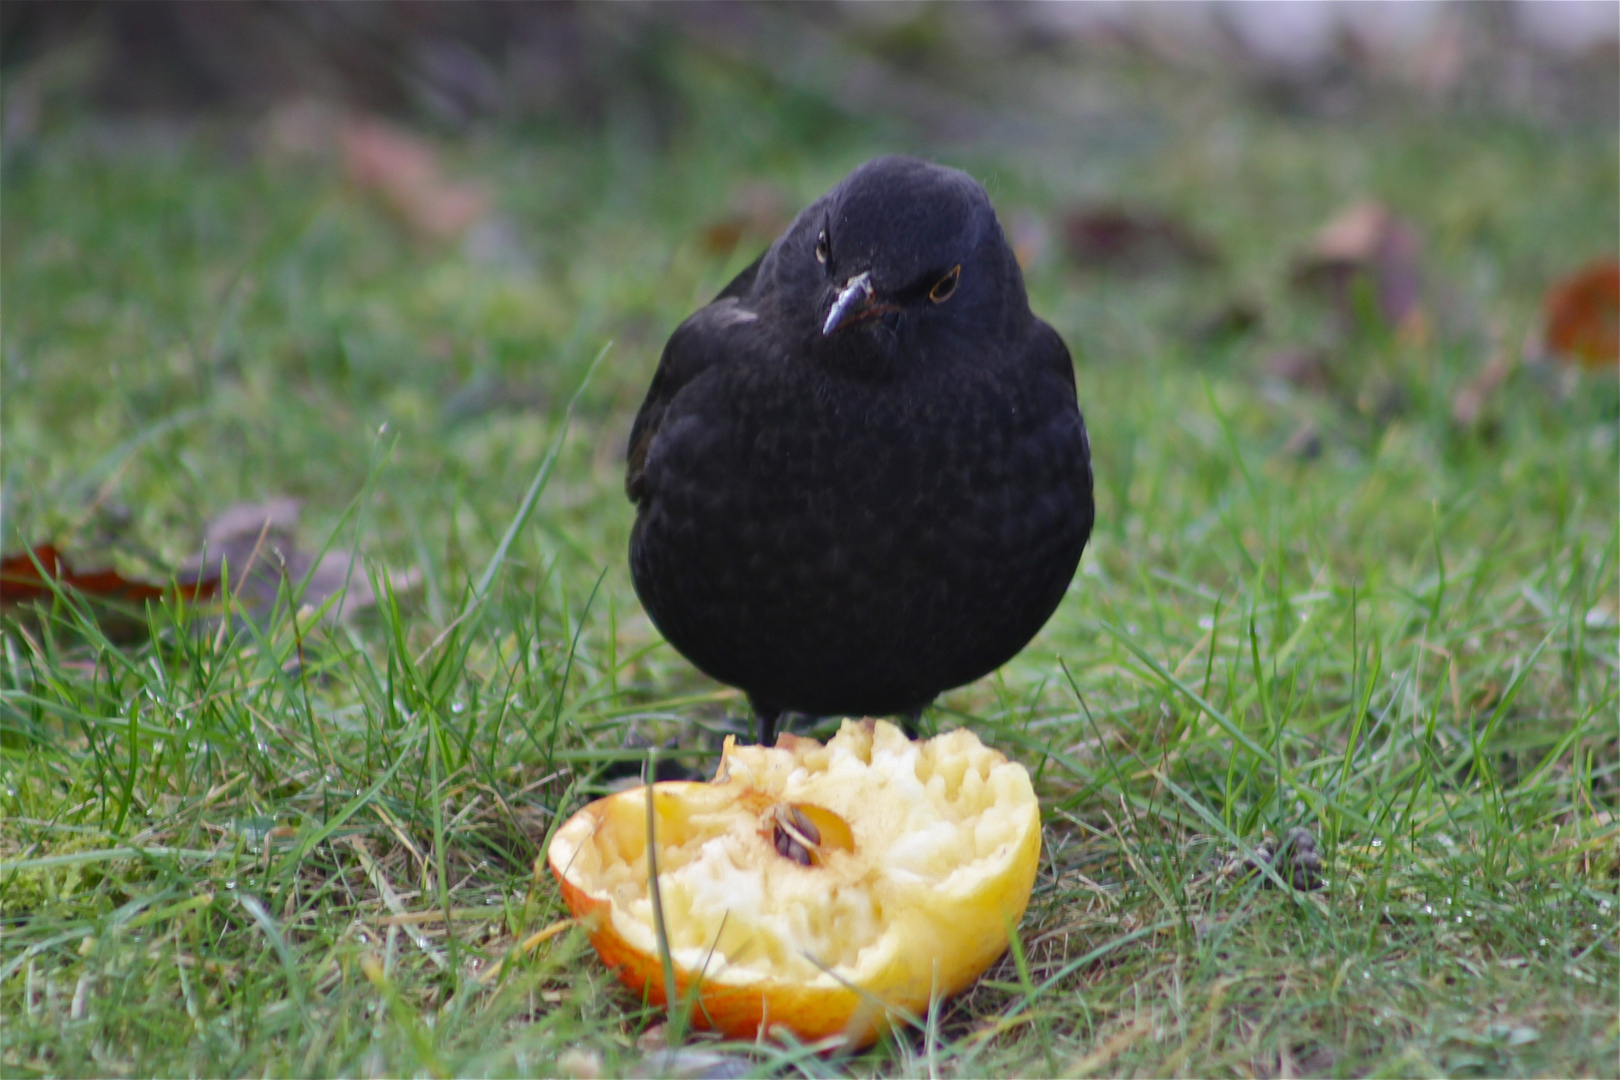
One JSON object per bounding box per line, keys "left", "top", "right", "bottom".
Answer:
{"left": 929, "top": 265, "right": 960, "bottom": 303}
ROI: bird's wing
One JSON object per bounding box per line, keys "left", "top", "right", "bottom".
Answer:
{"left": 1028, "top": 318, "right": 1077, "bottom": 395}
{"left": 1028, "top": 318, "right": 1094, "bottom": 502}
{"left": 625, "top": 252, "right": 766, "bottom": 503}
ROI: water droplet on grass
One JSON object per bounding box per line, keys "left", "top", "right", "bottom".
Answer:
{"left": 1371, "top": 838, "right": 1383, "bottom": 848}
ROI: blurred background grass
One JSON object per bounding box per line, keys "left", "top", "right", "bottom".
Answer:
{"left": 4, "top": 2, "right": 1616, "bottom": 565}
{"left": 2, "top": 4, "right": 1617, "bottom": 1077}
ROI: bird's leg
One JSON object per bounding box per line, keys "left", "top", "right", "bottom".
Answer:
{"left": 749, "top": 698, "right": 784, "bottom": 746}
{"left": 900, "top": 707, "right": 924, "bottom": 740}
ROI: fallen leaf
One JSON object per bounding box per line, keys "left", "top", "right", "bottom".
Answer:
{"left": 0, "top": 543, "right": 218, "bottom": 607}
{"left": 2, "top": 500, "right": 416, "bottom": 630}
{"left": 1060, "top": 204, "right": 1219, "bottom": 272}
{"left": 340, "top": 117, "right": 489, "bottom": 241}
{"left": 1293, "top": 199, "right": 1423, "bottom": 330}
{"left": 204, "top": 497, "right": 302, "bottom": 546}
{"left": 178, "top": 499, "right": 420, "bottom": 624}
{"left": 1542, "top": 258, "right": 1620, "bottom": 368}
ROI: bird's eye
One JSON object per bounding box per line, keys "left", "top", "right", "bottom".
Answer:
{"left": 814, "top": 229, "right": 829, "bottom": 265}
{"left": 929, "top": 265, "right": 961, "bottom": 303}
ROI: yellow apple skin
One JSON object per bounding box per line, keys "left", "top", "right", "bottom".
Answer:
{"left": 546, "top": 720, "right": 1041, "bottom": 1048}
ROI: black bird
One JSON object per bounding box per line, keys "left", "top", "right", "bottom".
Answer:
{"left": 626, "top": 156, "right": 1093, "bottom": 744}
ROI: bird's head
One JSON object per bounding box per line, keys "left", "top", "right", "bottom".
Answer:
{"left": 768, "top": 156, "right": 1028, "bottom": 365}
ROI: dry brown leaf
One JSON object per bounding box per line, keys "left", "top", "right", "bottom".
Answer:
{"left": 1293, "top": 199, "right": 1423, "bottom": 331}
{"left": 0, "top": 499, "right": 417, "bottom": 633}
{"left": 0, "top": 543, "right": 218, "bottom": 607}
{"left": 340, "top": 117, "right": 489, "bottom": 241}
{"left": 1060, "top": 204, "right": 1219, "bottom": 272}
{"left": 178, "top": 499, "right": 420, "bottom": 623}
{"left": 1542, "top": 258, "right": 1620, "bottom": 369}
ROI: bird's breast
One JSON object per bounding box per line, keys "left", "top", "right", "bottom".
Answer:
{"left": 644, "top": 357, "right": 1084, "bottom": 556}
{"left": 628, "top": 342, "right": 1091, "bottom": 715}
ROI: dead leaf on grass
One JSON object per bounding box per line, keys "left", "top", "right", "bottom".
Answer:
{"left": 0, "top": 543, "right": 219, "bottom": 607}
{"left": 2, "top": 500, "right": 417, "bottom": 634}
{"left": 1293, "top": 199, "right": 1424, "bottom": 333}
{"left": 1541, "top": 257, "right": 1619, "bottom": 369}
{"left": 178, "top": 499, "right": 421, "bottom": 624}
{"left": 1060, "top": 204, "right": 1219, "bottom": 272}
{"left": 340, "top": 117, "right": 490, "bottom": 241}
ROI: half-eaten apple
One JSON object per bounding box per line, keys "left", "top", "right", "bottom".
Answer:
{"left": 546, "top": 719, "right": 1041, "bottom": 1047}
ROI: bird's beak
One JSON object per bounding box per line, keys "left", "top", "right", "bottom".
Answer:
{"left": 822, "top": 271, "right": 894, "bottom": 335}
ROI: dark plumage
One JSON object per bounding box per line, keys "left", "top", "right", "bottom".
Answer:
{"left": 626, "top": 156, "right": 1094, "bottom": 743}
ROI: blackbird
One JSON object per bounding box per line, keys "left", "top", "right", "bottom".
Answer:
{"left": 627, "top": 156, "right": 1094, "bottom": 744}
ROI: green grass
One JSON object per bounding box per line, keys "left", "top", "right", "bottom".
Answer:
{"left": 3, "top": 47, "right": 1617, "bottom": 1079}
